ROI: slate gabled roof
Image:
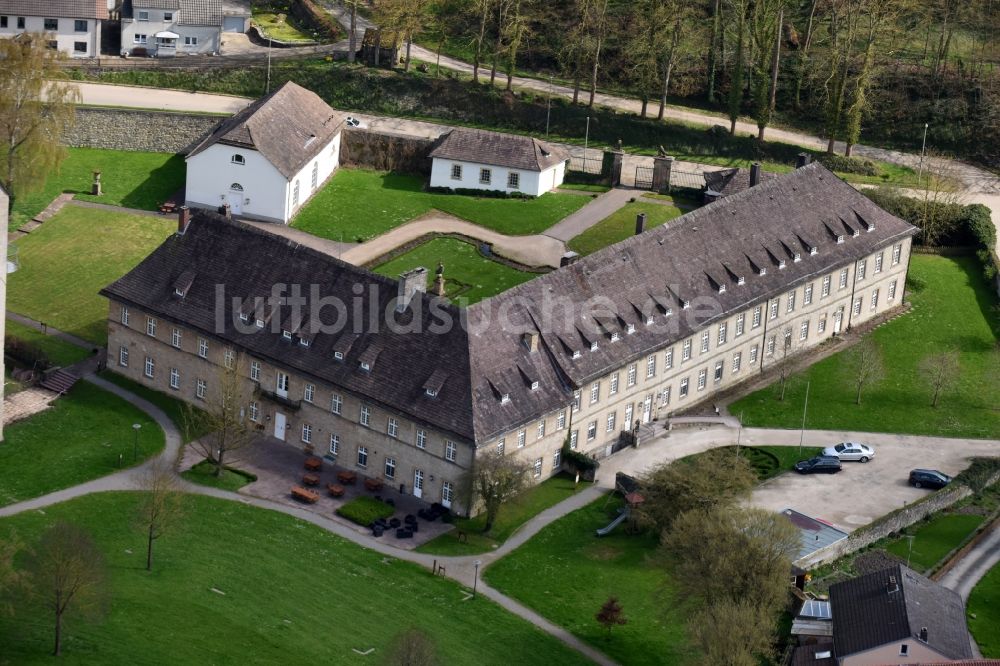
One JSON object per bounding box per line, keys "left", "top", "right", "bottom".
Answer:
{"left": 830, "top": 564, "right": 973, "bottom": 661}
{"left": 186, "top": 81, "right": 346, "bottom": 178}
{"left": 704, "top": 166, "right": 779, "bottom": 197}
{"left": 429, "top": 129, "right": 568, "bottom": 172}
{"left": 0, "top": 0, "right": 108, "bottom": 19}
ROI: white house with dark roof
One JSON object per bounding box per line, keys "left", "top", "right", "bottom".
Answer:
{"left": 0, "top": 0, "right": 108, "bottom": 57}
{"left": 429, "top": 129, "right": 569, "bottom": 197}
{"left": 120, "top": 0, "right": 223, "bottom": 56}
{"left": 184, "top": 81, "right": 346, "bottom": 223}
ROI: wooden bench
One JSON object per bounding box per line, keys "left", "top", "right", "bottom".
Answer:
{"left": 291, "top": 485, "right": 319, "bottom": 503}
{"left": 302, "top": 473, "right": 320, "bottom": 487}
{"left": 364, "top": 478, "right": 384, "bottom": 492}
{"left": 327, "top": 483, "right": 345, "bottom": 498}
{"left": 305, "top": 456, "right": 323, "bottom": 472}
{"left": 337, "top": 470, "right": 357, "bottom": 485}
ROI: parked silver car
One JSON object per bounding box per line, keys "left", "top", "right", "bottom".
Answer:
{"left": 822, "top": 441, "right": 875, "bottom": 462}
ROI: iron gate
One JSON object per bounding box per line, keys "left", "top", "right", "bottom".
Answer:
{"left": 634, "top": 166, "right": 654, "bottom": 190}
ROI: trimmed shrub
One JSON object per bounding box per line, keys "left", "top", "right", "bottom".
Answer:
{"left": 815, "top": 154, "right": 881, "bottom": 176}
{"left": 561, "top": 443, "right": 598, "bottom": 474}
{"left": 336, "top": 496, "right": 395, "bottom": 526}
{"left": 4, "top": 335, "right": 51, "bottom": 370}
{"left": 424, "top": 186, "right": 535, "bottom": 199}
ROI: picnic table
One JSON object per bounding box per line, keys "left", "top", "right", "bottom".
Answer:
{"left": 291, "top": 485, "right": 319, "bottom": 503}
{"left": 337, "top": 470, "right": 357, "bottom": 485}
{"left": 364, "top": 478, "right": 384, "bottom": 492}
{"left": 159, "top": 201, "right": 177, "bottom": 214}
{"left": 302, "top": 473, "right": 320, "bottom": 487}
{"left": 305, "top": 456, "right": 323, "bottom": 472}
{"left": 327, "top": 483, "right": 345, "bottom": 498}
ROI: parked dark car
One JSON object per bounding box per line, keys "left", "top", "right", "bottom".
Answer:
{"left": 909, "top": 469, "right": 952, "bottom": 490}
{"left": 795, "top": 456, "right": 843, "bottom": 474}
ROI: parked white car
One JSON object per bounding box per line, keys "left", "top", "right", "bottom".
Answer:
{"left": 822, "top": 442, "right": 876, "bottom": 462}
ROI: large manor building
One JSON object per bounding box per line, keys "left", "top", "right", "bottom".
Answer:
{"left": 102, "top": 162, "right": 916, "bottom": 515}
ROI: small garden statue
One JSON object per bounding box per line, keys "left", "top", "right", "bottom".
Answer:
{"left": 434, "top": 262, "right": 446, "bottom": 297}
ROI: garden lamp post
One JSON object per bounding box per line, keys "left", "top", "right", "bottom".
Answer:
{"left": 132, "top": 423, "right": 142, "bottom": 462}
{"left": 473, "top": 560, "right": 482, "bottom": 599}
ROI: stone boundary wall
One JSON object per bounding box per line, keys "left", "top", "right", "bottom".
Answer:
{"left": 63, "top": 107, "right": 221, "bottom": 154}
{"left": 341, "top": 128, "right": 435, "bottom": 175}
{"left": 795, "top": 468, "right": 1000, "bottom": 569}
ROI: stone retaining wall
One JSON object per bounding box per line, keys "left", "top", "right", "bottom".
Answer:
{"left": 341, "top": 128, "right": 435, "bottom": 175}
{"left": 64, "top": 107, "right": 221, "bottom": 154}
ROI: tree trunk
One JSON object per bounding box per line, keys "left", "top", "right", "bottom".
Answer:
{"left": 844, "top": 143, "right": 853, "bottom": 157}
{"left": 640, "top": 96, "right": 647, "bottom": 118}
{"left": 348, "top": 1, "right": 357, "bottom": 63}
{"left": 707, "top": 0, "right": 722, "bottom": 103}
{"left": 766, "top": 7, "right": 783, "bottom": 121}
{"left": 215, "top": 448, "right": 225, "bottom": 477}
{"left": 436, "top": 38, "right": 443, "bottom": 77}
{"left": 473, "top": 1, "right": 490, "bottom": 83}
{"left": 794, "top": 0, "right": 819, "bottom": 110}
{"left": 53, "top": 610, "right": 62, "bottom": 656}
{"left": 855, "top": 383, "right": 863, "bottom": 405}
{"left": 573, "top": 58, "right": 582, "bottom": 104}
{"left": 658, "top": 27, "right": 679, "bottom": 120}
{"left": 589, "top": 36, "right": 602, "bottom": 107}
{"left": 404, "top": 37, "right": 412, "bottom": 71}
{"left": 147, "top": 524, "right": 155, "bottom": 571}
{"left": 728, "top": 5, "right": 746, "bottom": 136}
{"left": 932, "top": 386, "right": 941, "bottom": 407}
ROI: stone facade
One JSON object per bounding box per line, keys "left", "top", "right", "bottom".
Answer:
{"left": 63, "top": 107, "right": 219, "bottom": 153}
{"left": 340, "top": 129, "right": 434, "bottom": 175}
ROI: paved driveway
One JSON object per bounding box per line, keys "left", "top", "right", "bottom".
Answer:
{"left": 599, "top": 424, "right": 1000, "bottom": 533}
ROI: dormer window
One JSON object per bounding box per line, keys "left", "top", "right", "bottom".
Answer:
{"left": 530, "top": 381, "right": 539, "bottom": 391}
{"left": 501, "top": 393, "right": 511, "bottom": 404}
{"left": 425, "top": 388, "right": 438, "bottom": 398}
{"left": 571, "top": 350, "right": 581, "bottom": 359}
{"left": 809, "top": 247, "right": 818, "bottom": 255}
{"left": 590, "top": 341, "right": 598, "bottom": 352}
{"left": 737, "top": 276, "right": 746, "bottom": 285}
{"left": 360, "top": 361, "right": 371, "bottom": 372}
{"left": 645, "top": 316, "right": 654, "bottom": 326}
{"left": 231, "top": 154, "right": 245, "bottom": 165}
{"left": 299, "top": 338, "right": 310, "bottom": 347}
{"left": 627, "top": 323, "right": 636, "bottom": 334}
{"left": 239, "top": 313, "right": 249, "bottom": 323}
{"left": 758, "top": 267, "right": 767, "bottom": 276}
{"left": 778, "top": 260, "right": 786, "bottom": 269}
{"left": 718, "top": 284, "right": 726, "bottom": 294}
{"left": 837, "top": 235, "right": 845, "bottom": 244}
{"left": 793, "top": 253, "right": 802, "bottom": 262}
{"left": 682, "top": 300, "right": 691, "bottom": 310}
{"left": 255, "top": 318, "right": 264, "bottom": 328}
{"left": 664, "top": 307, "right": 673, "bottom": 317}
{"left": 852, "top": 228, "right": 860, "bottom": 237}
{"left": 866, "top": 223, "right": 875, "bottom": 232}
{"left": 282, "top": 330, "right": 292, "bottom": 340}
{"left": 610, "top": 331, "right": 620, "bottom": 342}
{"left": 334, "top": 351, "right": 344, "bottom": 360}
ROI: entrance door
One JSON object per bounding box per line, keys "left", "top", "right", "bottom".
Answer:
{"left": 228, "top": 183, "right": 244, "bottom": 215}
{"left": 641, "top": 394, "right": 653, "bottom": 423}
{"left": 413, "top": 469, "right": 423, "bottom": 499}
{"left": 833, "top": 308, "right": 844, "bottom": 335}
{"left": 274, "top": 412, "right": 286, "bottom": 440}
{"left": 276, "top": 372, "right": 289, "bottom": 398}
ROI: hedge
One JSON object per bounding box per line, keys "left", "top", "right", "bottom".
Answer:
{"left": 5, "top": 335, "right": 50, "bottom": 370}
{"left": 336, "top": 496, "right": 395, "bottom": 526}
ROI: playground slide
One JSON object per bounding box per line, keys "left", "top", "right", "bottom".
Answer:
{"left": 595, "top": 508, "right": 629, "bottom": 537}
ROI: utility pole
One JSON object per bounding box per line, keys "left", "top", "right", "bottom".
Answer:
{"left": 545, "top": 75, "right": 553, "bottom": 137}
{"left": 582, "top": 116, "right": 591, "bottom": 173}
{"left": 266, "top": 37, "right": 273, "bottom": 94}
{"left": 798, "top": 381, "right": 810, "bottom": 455}
{"left": 918, "top": 123, "right": 929, "bottom": 185}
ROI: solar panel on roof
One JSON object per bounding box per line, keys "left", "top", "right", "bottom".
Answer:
{"left": 799, "top": 600, "right": 832, "bottom": 620}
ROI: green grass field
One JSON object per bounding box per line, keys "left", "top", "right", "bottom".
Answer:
{"left": 292, "top": 170, "right": 588, "bottom": 241}
{"left": 372, "top": 237, "right": 538, "bottom": 304}
{"left": 4, "top": 320, "right": 93, "bottom": 368}
{"left": 99, "top": 371, "right": 209, "bottom": 442}
{"left": 485, "top": 496, "right": 687, "bottom": 665}
{"left": 7, "top": 207, "right": 174, "bottom": 345}
{"left": 417, "top": 473, "right": 587, "bottom": 556}
{"left": 0, "top": 493, "right": 586, "bottom": 664}
{"left": 568, "top": 201, "right": 685, "bottom": 256}
{"left": 251, "top": 10, "right": 316, "bottom": 42}
{"left": 730, "top": 256, "right": 1000, "bottom": 439}
{"left": 969, "top": 559, "right": 1000, "bottom": 657}
{"left": 10, "top": 148, "right": 184, "bottom": 230}
{"left": 682, "top": 445, "right": 824, "bottom": 482}
{"left": 885, "top": 513, "right": 985, "bottom": 573}
{"left": 181, "top": 459, "right": 257, "bottom": 492}
{"left": 0, "top": 382, "right": 163, "bottom": 507}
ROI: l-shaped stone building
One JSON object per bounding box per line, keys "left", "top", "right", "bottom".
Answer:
{"left": 102, "top": 162, "right": 916, "bottom": 515}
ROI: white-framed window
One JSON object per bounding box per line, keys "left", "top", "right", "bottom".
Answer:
{"left": 331, "top": 393, "right": 342, "bottom": 415}
{"left": 196, "top": 379, "right": 206, "bottom": 399}
{"left": 899, "top": 644, "right": 909, "bottom": 657}
{"left": 74, "top": 19, "right": 88, "bottom": 31}
{"left": 442, "top": 481, "right": 454, "bottom": 505}
{"left": 822, "top": 275, "right": 832, "bottom": 297}
{"left": 144, "top": 356, "right": 155, "bottom": 378}
{"left": 853, "top": 297, "right": 863, "bottom": 316}
{"left": 606, "top": 411, "right": 616, "bottom": 432}
{"left": 301, "top": 424, "right": 312, "bottom": 444}
{"left": 169, "top": 368, "right": 180, "bottom": 389}
{"left": 556, "top": 410, "right": 566, "bottom": 429}
{"left": 360, "top": 405, "right": 370, "bottom": 427}
{"left": 304, "top": 383, "right": 315, "bottom": 403}
{"left": 137, "top": 10, "right": 149, "bottom": 20}
{"left": 387, "top": 418, "right": 398, "bottom": 438}
{"left": 627, "top": 364, "right": 637, "bottom": 387}
{"left": 250, "top": 360, "right": 260, "bottom": 381}
{"left": 479, "top": 168, "right": 491, "bottom": 184}
{"left": 44, "top": 17, "right": 58, "bottom": 30}
{"left": 416, "top": 429, "right": 427, "bottom": 449}
{"left": 786, "top": 291, "right": 796, "bottom": 313}
{"left": 445, "top": 440, "right": 457, "bottom": 462}
{"left": 249, "top": 401, "right": 259, "bottom": 422}
{"left": 198, "top": 337, "right": 208, "bottom": 358}
{"left": 517, "top": 429, "right": 526, "bottom": 448}
{"left": 384, "top": 457, "right": 396, "bottom": 479}
{"left": 311, "top": 162, "right": 319, "bottom": 190}
{"left": 293, "top": 180, "right": 300, "bottom": 207}
{"left": 569, "top": 430, "right": 578, "bottom": 449}
{"left": 699, "top": 368, "right": 708, "bottom": 389}
{"left": 871, "top": 289, "right": 879, "bottom": 310}
{"left": 450, "top": 164, "right": 462, "bottom": 180}
{"left": 800, "top": 320, "right": 809, "bottom": 340}
{"left": 749, "top": 344, "right": 759, "bottom": 364}
{"left": 769, "top": 301, "right": 779, "bottom": 320}
{"left": 735, "top": 313, "right": 745, "bottom": 337}
{"left": 646, "top": 354, "right": 656, "bottom": 378}
{"left": 533, "top": 458, "right": 543, "bottom": 478}
{"left": 624, "top": 403, "right": 634, "bottom": 426}
{"left": 496, "top": 438, "right": 505, "bottom": 455}
{"left": 767, "top": 336, "right": 776, "bottom": 356}
{"left": 224, "top": 348, "right": 235, "bottom": 369}
{"left": 665, "top": 348, "right": 674, "bottom": 370}
{"left": 120, "top": 305, "right": 130, "bottom": 325}
{"left": 874, "top": 252, "right": 883, "bottom": 274}
{"left": 146, "top": 316, "right": 157, "bottom": 337}
{"left": 231, "top": 154, "right": 245, "bottom": 165}
{"left": 170, "top": 327, "right": 181, "bottom": 348}
{"left": 818, "top": 316, "right": 827, "bottom": 334}
{"left": 586, "top": 420, "right": 597, "bottom": 441}
{"left": 163, "top": 11, "right": 173, "bottom": 21}
{"left": 134, "top": 33, "right": 147, "bottom": 44}
{"left": 679, "top": 377, "right": 689, "bottom": 397}
{"left": 718, "top": 322, "right": 727, "bottom": 346}
{"left": 752, "top": 306, "right": 762, "bottom": 329}
{"left": 329, "top": 433, "right": 339, "bottom": 455}
{"left": 508, "top": 172, "right": 520, "bottom": 189}
{"left": 839, "top": 268, "right": 849, "bottom": 289}
{"left": 892, "top": 243, "right": 902, "bottom": 265}
{"left": 609, "top": 372, "right": 619, "bottom": 395}
{"left": 732, "top": 352, "right": 742, "bottom": 373}
{"left": 700, "top": 331, "right": 710, "bottom": 354}
{"left": 590, "top": 381, "right": 600, "bottom": 404}
{"left": 73, "top": 40, "right": 87, "bottom": 53}
{"left": 536, "top": 420, "right": 545, "bottom": 439}
{"left": 119, "top": 346, "right": 129, "bottom": 367}
{"left": 682, "top": 339, "right": 692, "bottom": 361}
{"left": 804, "top": 283, "right": 813, "bottom": 305}
{"left": 713, "top": 361, "right": 723, "bottom": 382}
{"left": 857, "top": 259, "right": 867, "bottom": 281}
{"left": 184, "top": 36, "right": 198, "bottom": 46}
{"left": 888, "top": 279, "right": 897, "bottom": 301}
{"left": 553, "top": 449, "right": 561, "bottom": 469}
{"left": 357, "top": 446, "right": 368, "bottom": 467}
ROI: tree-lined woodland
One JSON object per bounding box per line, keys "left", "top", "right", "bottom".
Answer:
{"left": 379, "top": 0, "right": 1000, "bottom": 165}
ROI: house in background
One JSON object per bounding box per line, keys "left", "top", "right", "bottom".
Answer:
{"left": 185, "top": 81, "right": 346, "bottom": 224}
{"left": 220, "top": 0, "right": 250, "bottom": 33}
{"left": 0, "top": 0, "right": 108, "bottom": 57}
{"left": 429, "top": 129, "right": 568, "bottom": 197}
{"left": 830, "top": 564, "right": 973, "bottom": 665}
{"left": 120, "top": 0, "right": 223, "bottom": 56}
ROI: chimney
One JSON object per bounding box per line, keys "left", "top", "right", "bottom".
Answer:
{"left": 177, "top": 206, "right": 191, "bottom": 234}
{"left": 635, "top": 212, "right": 647, "bottom": 235}
{"left": 749, "top": 162, "right": 761, "bottom": 187}
{"left": 523, "top": 331, "right": 539, "bottom": 352}
{"left": 919, "top": 627, "right": 928, "bottom": 642}
{"left": 396, "top": 267, "right": 428, "bottom": 312}
{"left": 887, "top": 575, "right": 899, "bottom": 595}
{"left": 796, "top": 152, "right": 810, "bottom": 169}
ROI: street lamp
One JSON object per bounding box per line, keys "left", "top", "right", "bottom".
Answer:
{"left": 132, "top": 423, "right": 142, "bottom": 462}
{"left": 473, "top": 560, "right": 482, "bottom": 599}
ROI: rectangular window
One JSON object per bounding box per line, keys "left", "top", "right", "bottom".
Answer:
{"left": 839, "top": 268, "right": 849, "bottom": 289}
{"left": 627, "top": 364, "right": 637, "bottom": 386}
{"left": 700, "top": 331, "right": 710, "bottom": 354}
{"left": 698, "top": 368, "right": 708, "bottom": 390}
{"left": 572, "top": 390, "right": 581, "bottom": 411}
{"left": 120, "top": 305, "right": 130, "bottom": 326}
{"left": 553, "top": 449, "right": 561, "bottom": 469}
{"left": 496, "top": 438, "right": 505, "bottom": 455}
{"left": 74, "top": 19, "right": 87, "bottom": 31}
{"left": 870, "top": 289, "right": 879, "bottom": 310}
{"left": 0, "top": 17, "right": 7, "bottom": 28}
{"left": 384, "top": 457, "right": 396, "bottom": 479}
{"left": 451, "top": 164, "right": 462, "bottom": 180}
{"left": 16, "top": 17, "right": 25, "bottom": 29}
{"left": 853, "top": 297, "right": 863, "bottom": 316}
{"left": 119, "top": 346, "right": 129, "bottom": 367}
{"left": 874, "top": 252, "right": 883, "bottom": 274}
{"left": 507, "top": 172, "right": 520, "bottom": 189}
{"left": 146, "top": 316, "right": 157, "bottom": 337}
{"left": 169, "top": 368, "right": 180, "bottom": 389}
{"left": 329, "top": 434, "right": 339, "bottom": 455}
{"left": 888, "top": 279, "right": 897, "bottom": 301}
{"left": 713, "top": 361, "right": 723, "bottom": 382}
{"left": 590, "top": 381, "right": 600, "bottom": 404}
{"left": 679, "top": 378, "right": 689, "bottom": 397}
{"left": 250, "top": 360, "right": 260, "bottom": 382}
{"left": 224, "top": 349, "right": 235, "bottom": 369}
{"left": 184, "top": 36, "right": 198, "bottom": 46}
{"left": 804, "top": 283, "right": 813, "bottom": 305}
{"left": 198, "top": 338, "right": 208, "bottom": 358}
{"left": 171, "top": 327, "right": 181, "bottom": 348}
{"left": 416, "top": 429, "right": 426, "bottom": 449}
{"left": 357, "top": 446, "right": 368, "bottom": 467}
{"left": 479, "top": 168, "right": 491, "bottom": 184}
{"left": 752, "top": 306, "right": 762, "bottom": 329}
{"left": 387, "top": 418, "right": 398, "bottom": 438}
{"left": 144, "top": 356, "right": 155, "bottom": 378}
{"left": 360, "top": 405, "right": 371, "bottom": 427}
{"left": 311, "top": 162, "right": 319, "bottom": 190}
{"left": 662, "top": 386, "right": 671, "bottom": 405}
{"left": 718, "top": 322, "right": 727, "bottom": 346}
{"left": 570, "top": 430, "right": 578, "bottom": 449}
{"left": 517, "top": 429, "right": 526, "bottom": 448}
{"left": 624, "top": 403, "right": 634, "bottom": 426}
{"left": 587, "top": 421, "right": 597, "bottom": 441}
{"left": 609, "top": 372, "right": 619, "bottom": 395}
{"left": 442, "top": 481, "right": 454, "bottom": 505}
{"left": 536, "top": 420, "right": 545, "bottom": 439}
{"left": 134, "top": 33, "right": 147, "bottom": 44}
{"left": 892, "top": 243, "right": 902, "bottom": 265}
{"left": 163, "top": 12, "right": 173, "bottom": 21}
{"left": 304, "top": 383, "right": 315, "bottom": 403}
{"left": 646, "top": 354, "right": 657, "bottom": 378}
{"left": 331, "top": 393, "right": 342, "bottom": 415}
{"left": 606, "top": 411, "right": 616, "bottom": 432}
{"left": 196, "top": 379, "right": 206, "bottom": 399}
{"left": 73, "top": 41, "right": 87, "bottom": 53}
{"left": 138, "top": 10, "right": 149, "bottom": 20}
{"left": 665, "top": 348, "right": 674, "bottom": 370}
{"left": 857, "top": 259, "right": 867, "bottom": 281}
{"left": 735, "top": 313, "right": 745, "bottom": 337}
{"left": 44, "top": 18, "right": 58, "bottom": 30}
{"left": 749, "top": 345, "right": 758, "bottom": 364}
{"left": 818, "top": 316, "right": 827, "bottom": 334}
{"left": 767, "top": 336, "right": 776, "bottom": 356}
{"left": 533, "top": 458, "right": 543, "bottom": 478}
{"left": 682, "top": 339, "right": 692, "bottom": 361}
{"left": 556, "top": 410, "right": 566, "bottom": 429}
{"left": 769, "top": 301, "right": 779, "bottom": 320}
{"left": 800, "top": 321, "right": 809, "bottom": 340}
{"left": 786, "top": 291, "right": 796, "bottom": 313}
{"left": 822, "top": 275, "right": 832, "bottom": 297}
{"left": 301, "top": 424, "right": 312, "bottom": 444}
{"left": 249, "top": 401, "right": 259, "bottom": 422}
{"left": 732, "top": 352, "right": 742, "bottom": 373}
{"left": 445, "top": 440, "right": 457, "bottom": 462}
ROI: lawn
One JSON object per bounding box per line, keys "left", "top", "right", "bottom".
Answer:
{"left": 291, "top": 169, "right": 589, "bottom": 241}
{"left": 682, "top": 445, "right": 824, "bottom": 482}
{"left": 372, "top": 236, "right": 538, "bottom": 304}
{"left": 0, "top": 382, "right": 163, "bottom": 508}
{"left": 730, "top": 255, "right": 1000, "bottom": 439}
{"left": 417, "top": 473, "right": 588, "bottom": 556}
{"left": 969, "top": 559, "right": 1000, "bottom": 657}
{"left": 100, "top": 371, "right": 209, "bottom": 442}
{"left": 885, "top": 513, "right": 985, "bottom": 573}
{"left": 180, "top": 459, "right": 257, "bottom": 492}
{"left": 0, "top": 493, "right": 586, "bottom": 665}
{"left": 4, "top": 319, "right": 93, "bottom": 368}
{"left": 251, "top": 10, "right": 316, "bottom": 42}
{"left": 484, "top": 496, "right": 689, "bottom": 665}
{"left": 7, "top": 206, "right": 175, "bottom": 345}
{"left": 568, "top": 201, "right": 685, "bottom": 256}
{"left": 10, "top": 147, "right": 185, "bottom": 230}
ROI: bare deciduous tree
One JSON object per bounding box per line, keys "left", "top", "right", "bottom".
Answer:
{"left": 0, "top": 529, "right": 25, "bottom": 617}
{"left": 383, "top": 626, "right": 438, "bottom": 666}
{"left": 184, "top": 353, "right": 257, "bottom": 478}
{"left": 841, "top": 336, "right": 886, "bottom": 405}
{"left": 374, "top": 0, "right": 430, "bottom": 71}
{"left": 687, "top": 598, "right": 778, "bottom": 666}
{"left": 918, "top": 349, "right": 961, "bottom": 407}
{"left": 135, "top": 462, "right": 185, "bottom": 571}
{"left": 595, "top": 596, "right": 627, "bottom": 636}
{"left": 472, "top": 450, "right": 530, "bottom": 532}
{"left": 25, "top": 522, "right": 109, "bottom": 657}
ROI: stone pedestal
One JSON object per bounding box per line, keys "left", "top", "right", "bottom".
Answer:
{"left": 608, "top": 151, "right": 624, "bottom": 187}
{"left": 91, "top": 170, "right": 102, "bottom": 196}
{"left": 652, "top": 156, "right": 674, "bottom": 193}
